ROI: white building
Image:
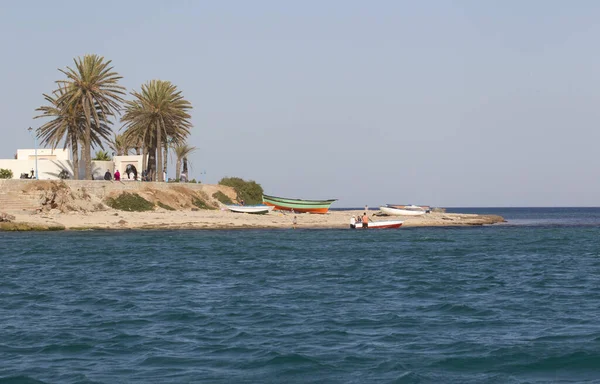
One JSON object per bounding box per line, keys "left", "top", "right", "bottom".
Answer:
{"left": 0, "top": 149, "right": 144, "bottom": 180}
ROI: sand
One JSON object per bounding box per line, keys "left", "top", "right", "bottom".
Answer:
{"left": 3, "top": 208, "right": 505, "bottom": 231}
{"left": 0, "top": 180, "right": 504, "bottom": 230}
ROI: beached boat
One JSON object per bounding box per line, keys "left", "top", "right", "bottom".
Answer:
{"left": 226, "top": 205, "right": 274, "bottom": 214}
{"left": 351, "top": 220, "right": 403, "bottom": 229}
{"left": 387, "top": 204, "right": 430, "bottom": 211}
{"left": 262, "top": 194, "right": 337, "bottom": 214}
{"left": 380, "top": 205, "right": 427, "bottom": 216}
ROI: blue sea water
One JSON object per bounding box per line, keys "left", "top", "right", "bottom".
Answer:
{"left": 1, "top": 208, "right": 600, "bottom": 383}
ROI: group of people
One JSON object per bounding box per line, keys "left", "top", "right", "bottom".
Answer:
{"left": 103, "top": 168, "right": 188, "bottom": 182}
{"left": 350, "top": 212, "right": 369, "bottom": 229}
{"left": 104, "top": 169, "right": 120, "bottom": 181}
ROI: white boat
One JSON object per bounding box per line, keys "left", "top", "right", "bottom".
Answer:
{"left": 226, "top": 205, "right": 274, "bottom": 214}
{"left": 387, "top": 204, "right": 430, "bottom": 211}
{"left": 351, "top": 220, "right": 403, "bottom": 229}
{"left": 380, "top": 206, "right": 427, "bottom": 216}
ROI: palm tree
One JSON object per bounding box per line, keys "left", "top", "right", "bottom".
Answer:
{"left": 109, "top": 133, "right": 131, "bottom": 156}
{"left": 121, "top": 80, "right": 192, "bottom": 182}
{"left": 35, "top": 87, "right": 81, "bottom": 179}
{"left": 93, "top": 150, "right": 112, "bottom": 161}
{"left": 57, "top": 54, "right": 125, "bottom": 179}
{"left": 35, "top": 86, "right": 113, "bottom": 180}
{"left": 173, "top": 143, "right": 196, "bottom": 181}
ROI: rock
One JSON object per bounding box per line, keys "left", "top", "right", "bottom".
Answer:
{"left": 0, "top": 212, "right": 15, "bottom": 222}
{"left": 118, "top": 219, "right": 128, "bottom": 225}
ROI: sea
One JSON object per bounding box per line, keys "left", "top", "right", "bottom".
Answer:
{"left": 1, "top": 207, "right": 600, "bottom": 383}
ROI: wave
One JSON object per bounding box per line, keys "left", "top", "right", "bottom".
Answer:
{"left": 0, "top": 376, "right": 48, "bottom": 384}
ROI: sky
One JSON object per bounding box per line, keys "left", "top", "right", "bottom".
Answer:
{"left": 1, "top": 0, "right": 599, "bottom": 207}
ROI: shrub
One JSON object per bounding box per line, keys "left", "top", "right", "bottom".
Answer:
{"left": 212, "top": 191, "right": 233, "bottom": 205}
{"left": 0, "top": 168, "right": 13, "bottom": 179}
{"left": 189, "top": 178, "right": 198, "bottom": 184}
{"left": 105, "top": 193, "right": 154, "bottom": 212}
{"left": 157, "top": 201, "right": 175, "bottom": 211}
{"left": 218, "top": 177, "right": 263, "bottom": 205}
{"left": 192, "top": 196, "right": 216, "bottom": 210}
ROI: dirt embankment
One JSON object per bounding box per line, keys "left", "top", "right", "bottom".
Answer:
{"left": 0, "top": 180, "right": 238, "bottom": 230}
{"left": 10, "top": 180, "right": 237, "bottom": 213}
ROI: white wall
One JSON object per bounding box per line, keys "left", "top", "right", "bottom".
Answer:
{"left": 0, "top": 159, "right": 118, "bottom": 180}
{"left": 16, "top": 148, "right": 69, "bottom": 161}
{"left": 114, "top": 155, "right": 144, "bottom": 181}
{"left": 90, "top": 161, "right": 113, "bottom": 180}
{"left": 0, "top": 153, "right": 145, "bottom": 180}
{"left": 0, "top": 159, "right": 71, "bottom": 179}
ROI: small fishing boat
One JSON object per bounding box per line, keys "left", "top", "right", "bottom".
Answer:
{"left": 226, "top": 205, "right": 274, "bottom": 214}
{"left": 352, "top": 220, "right": 403, "bottom": 229}
{"left": 387, "top": 204, "right": 430, "bottom": 211}
{"left": 263, "top": 194, "right": 337, "bottom": 214}
{"left": 380, "top": 205, "right": 427, "bottom": 216}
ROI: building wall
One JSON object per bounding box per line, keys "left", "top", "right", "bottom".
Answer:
{"left": 0, "top": 159, "right": 117, "bottom": 180}
{"left": 1, "top": 151, "right": 144, "bottom": 180}
{"left": 16, "top": 148, "right": 70, "bottom": 161}
{"left": 114, "top": 155, "right": 144, "bottom": 180}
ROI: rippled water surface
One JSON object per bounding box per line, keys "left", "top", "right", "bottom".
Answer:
{"left": 2, "top": 208, "right": 600, "bottom": 383}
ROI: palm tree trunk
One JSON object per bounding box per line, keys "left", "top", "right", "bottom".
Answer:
{"left": 84, "top": 120, "right": 92, "bottom": 180}
{"left": 163, "top": 144, "right": 168, "bottom": 181}
{"left": 147, "top": 147, "right": 156, "bottom": 181}
{"left": 176, "top": 158, "right": 182, "bottom": 181}
{"left": 156, "top": 125, "right": 163, "bottom": 182}
{"left": 71, "top": 137, "right": 79, "bottom": 180}
{"left": 183, "top": 157, "right": 188, "bottom": 174}
{"left": 142, "top": 145, "right": 147, "bottom": 178}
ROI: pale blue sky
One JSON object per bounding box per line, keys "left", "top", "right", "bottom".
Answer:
{"left": 1, "top": 1, "right": 599, "bottom": 207}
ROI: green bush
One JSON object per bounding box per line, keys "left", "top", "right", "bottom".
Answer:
{"left": 157, "top": 201, "right": 175, "bottom": 211}
{"left": 105, "top": 193, "right": 154, "bottom": 212}
{"left": 218, "top": 177, "right": 263, "bottom": 205}
{"left": 192, "top": 196, "right": 216, "bottom": 210}
{"left": 212, "top": 191, "right": 233, "bottom": 205}
{"left": 0, "top": 168, "right": 13, "bottom": 179}
{"left": 189, "top": 178, "right": 198, "bottom": 184}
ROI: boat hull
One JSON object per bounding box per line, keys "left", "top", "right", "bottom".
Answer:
{"left": 380, "top": 206, "right": 426, "bottom": 216}
{"left": 387, "top": 204, "right": 430, "bottom": 210}
{"left": 352, "top": 220, "right": 403, "bottom": 229}
{"left": 263, "top": 194, "right": 336, "bottom": 214}
{"left": 226, "top": 205, "right": 274, "bottom": 214}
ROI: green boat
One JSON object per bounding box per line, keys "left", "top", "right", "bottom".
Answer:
{"left": 262, "top": 194, "right": 337, "bottom": 214}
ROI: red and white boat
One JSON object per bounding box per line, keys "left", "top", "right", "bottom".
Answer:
{"left": 351, "top": 220, "right": 403, "bottom": 229}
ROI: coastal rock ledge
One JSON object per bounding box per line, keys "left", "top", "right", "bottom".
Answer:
{"left": 0, "top": 180, "right": 504, "bottom": 231}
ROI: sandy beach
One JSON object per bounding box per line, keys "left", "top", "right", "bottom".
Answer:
{"left": 0, "top": 180, "right": 504, "bottom": 230}
{"left": 2, "top": 208, "right": 504, "bottom": 231}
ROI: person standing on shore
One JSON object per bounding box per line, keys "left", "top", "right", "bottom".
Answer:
{"left": 114, "top": 169, "right": 121, "bottom": 181}
{"left": 362, "top": 212, "right": 369, "bottom": 228}
{"left": 292, "top": 216, "right": 297, "bottom": 229}
{"left": 350, "top": 216, "right": 356, "bottom": 229}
